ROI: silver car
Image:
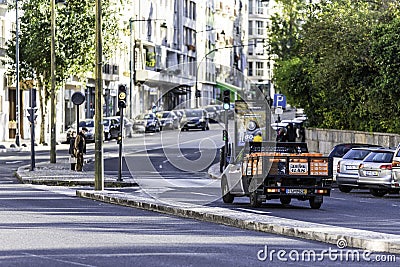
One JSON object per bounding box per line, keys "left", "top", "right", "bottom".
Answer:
{"left": 336, "top": 147, "right": 381, "bottom": 193}
{"left": 358, "top": 148, "right": 395, "bottom": 197}
{"left": 389, "top": 144, "right": 400, "bottom": 194}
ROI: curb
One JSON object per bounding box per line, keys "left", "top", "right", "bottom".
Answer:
{"left": 77, "top": 190, "right": 400, "bottom": 254}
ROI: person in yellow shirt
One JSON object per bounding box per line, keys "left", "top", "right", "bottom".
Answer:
{"left": 253, "top": 131, "right": 263, "bottom": 142}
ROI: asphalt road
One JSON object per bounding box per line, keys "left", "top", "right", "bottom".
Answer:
{"left": 1, "top": 150, "right": 378, "bottom": 266}
{"left": 3, "top": 123, "right": 400, "bottom": 238}
{"left": 110, "top": 126, "right": 400, "bottom": 236}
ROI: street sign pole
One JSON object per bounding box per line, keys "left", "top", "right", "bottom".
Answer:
{"left": 118, "top": 108, "right": 124, "bottom": 182}
{"left": 117, "top": 84, "right": 127, "bottom": 182}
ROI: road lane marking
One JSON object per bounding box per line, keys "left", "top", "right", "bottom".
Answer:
{"left": 330, "top": 197, "right": 347, "bottom": 201}
{"left": 5, "top": 161, "right": 23, "bottom": 164}
{"left": 189, "top": 192, "right": 217, "bottom": 197}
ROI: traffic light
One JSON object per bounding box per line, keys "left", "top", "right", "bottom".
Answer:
{"left": 222, "top": 130, "right": 228, "bottom": 141}
{"left": 195, "top": 90, "right": 201, "bottom": 97}
{"left": 27, "top": 108, "right": 38, "bottom": 123}
{"left": 117, "top": 132, "right": 122, "bottom": 144}
{"left": 118, "top": 84, "right": 127, "bottom": 108}
{"left": 223, "top": 90, "right": 230, "bottom": 110}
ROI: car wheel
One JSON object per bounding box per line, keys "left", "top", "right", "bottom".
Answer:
{"left": 249, "top": 191, "right": 262, "bottom": 208}
{"left": 370, "top": 188, "right": 387, "bottom": 197}
{"left": 280, "top": 196, "right": 291, "bottom": 205}
{"left": 221, "top": 175, "right": 234, "bottom": 204}
{"left": 309, "top": 197, "right": 322, "bottom": 209}
{"left": 338, "top": 185, "right": 352, "bottom": 193}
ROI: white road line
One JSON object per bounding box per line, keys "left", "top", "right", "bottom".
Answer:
{"left": 189, "top": 192, "right": 217, "bottom": 197}
{"left": 330, "top": 197, "right": 347, "bottom": 201}
{"left": 5, "top": 161, "right": 23, "bottom": 164}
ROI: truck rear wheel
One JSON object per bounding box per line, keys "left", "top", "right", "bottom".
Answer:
{"left": 280, "top": 196, "right": 291, "bottom": 205}
{"left": 250, "top": 191, "right": 262, "bottom": 208}
{"left": 370, "top": 188, "right": 387, "bottom": 197}
{"left": 309, "top": 197, "right": 322, "bottom": 209}
{"left": 221, "top": 176, "right": 234, "bottom": 203}
{"left": 338, "top": 185, "right": 352, "bottom": 193}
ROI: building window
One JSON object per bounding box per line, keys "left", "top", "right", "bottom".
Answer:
{"left": 248, "top": 62, "right": 253, "bottom": 76}
{"left": 249, "top": 0, "right": 253, "bottom": 14}
{"left": 190, "top": 1, "right": 196, "bottom": 20}
{"left": 103, "top": 64, "right": 111, "bottom": 74}
{"left": 112, "top": 65, "right": 119, "bottom": 75}
{"left": 248, "top": 21, "right": 253, "bottom": 36}
{"left": 256, "top": 21, "right": 264, "bottom": 35}
{"left": 257, "top": 0, "right": 264, "bottom": 14}
{"left": 256, "top": 62, "right": 264, "bottom": 77}
{"left": 184, "top": 0, "right": 188, "bottom": 17}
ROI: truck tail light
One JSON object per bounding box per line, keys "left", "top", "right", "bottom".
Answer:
{"left": 337, "top": 162, "right": 341, "bottom": 173}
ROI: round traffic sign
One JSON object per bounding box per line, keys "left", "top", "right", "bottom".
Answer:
{"left": 71, "top": 92, "right": 85, "bottom": 105}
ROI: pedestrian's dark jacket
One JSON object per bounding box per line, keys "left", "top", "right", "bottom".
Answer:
{"left": 74, "top": 132, "right": 86, "bottom": 154}
{"left": 69, "top": 137, "right": 76, "bottom": 156}
{"left": 287, "top": 123, "right": 296, "bottom": 142}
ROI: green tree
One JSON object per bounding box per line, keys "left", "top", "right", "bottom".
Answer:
{"left": 268, "top": 0, "right": 400, "bottom": 132}
{"left": 5, "top": 0, "right": 122, "bottom": 143}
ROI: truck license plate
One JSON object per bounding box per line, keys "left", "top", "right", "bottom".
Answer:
{"left": 286, "top": 189, "right": 307, "bottom": 195}
{"left": 289, "top": 163, "right": 308, "bottom": 175}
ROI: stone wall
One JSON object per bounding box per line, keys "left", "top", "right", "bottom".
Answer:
{"left": 306, "top": 128, "right": 400, "bottom": 155}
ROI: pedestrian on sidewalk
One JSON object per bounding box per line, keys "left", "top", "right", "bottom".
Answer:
{"left": 68, "top": 131, "right": 77, "bottom": 170}
{"left": 74, "top": 127, "right": 87, "bottom": 171}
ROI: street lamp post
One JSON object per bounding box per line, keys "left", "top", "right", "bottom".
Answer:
{"left": 15, "top": 0, "right": 20, "bottom": 147}
{"left": 50, "top": 0, "right": 57, "bottom": 163}
{"left": 95, "top": 0, "right": 104, "bottom": 190}
{"left": 50, "top": 0, "right": 65, "bottom": 163}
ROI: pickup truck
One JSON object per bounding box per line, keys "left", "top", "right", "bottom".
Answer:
{"left": 221, "top": 142, "right": 333, "bottom": 209}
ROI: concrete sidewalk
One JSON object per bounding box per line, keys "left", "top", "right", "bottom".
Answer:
{"left": 15, "top": 161, "right": 400, "bottom": 255}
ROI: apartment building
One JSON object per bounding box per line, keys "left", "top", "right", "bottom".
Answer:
{"left": 1, "top": 0, "right": 280, "bottom": 142}
{"left": 247, "top": 0, "right": 275, "bottom": 100}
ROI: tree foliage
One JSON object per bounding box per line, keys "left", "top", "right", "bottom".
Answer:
{"left": 268, "top": 0, "right": 400, "bottom": 133}
{"left": 5, "top": 0, "right": 123, "bottom": 143}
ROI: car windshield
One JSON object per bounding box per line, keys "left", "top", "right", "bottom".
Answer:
{"left": 79, "top": 120, "right": 94, "bottom": 127}
{"left": 184, "top": 110, "right": 203, "bottom": 117}
{"left": 343, "top": 149, "right": 372, "bottom": 160}
{"left": 328, "top": 145, "right": 353, "bottom": 158}
{"left": 205, "top": 107, "right": 215, "bottom": 112}
{"left": 364, "top": 152, "right": 394, "bottom": 163}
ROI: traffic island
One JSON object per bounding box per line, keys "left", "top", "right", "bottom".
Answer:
{"left": 15, "top": 162, "right": 138, "bottom": 188}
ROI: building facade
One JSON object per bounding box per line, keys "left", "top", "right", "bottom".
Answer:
{"left": 0, "top": 0, "right": 286, "bottom": 142}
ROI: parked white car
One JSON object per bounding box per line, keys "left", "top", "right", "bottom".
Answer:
{"left": 358, "top": 148, "right": 397, "bottom": 197}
